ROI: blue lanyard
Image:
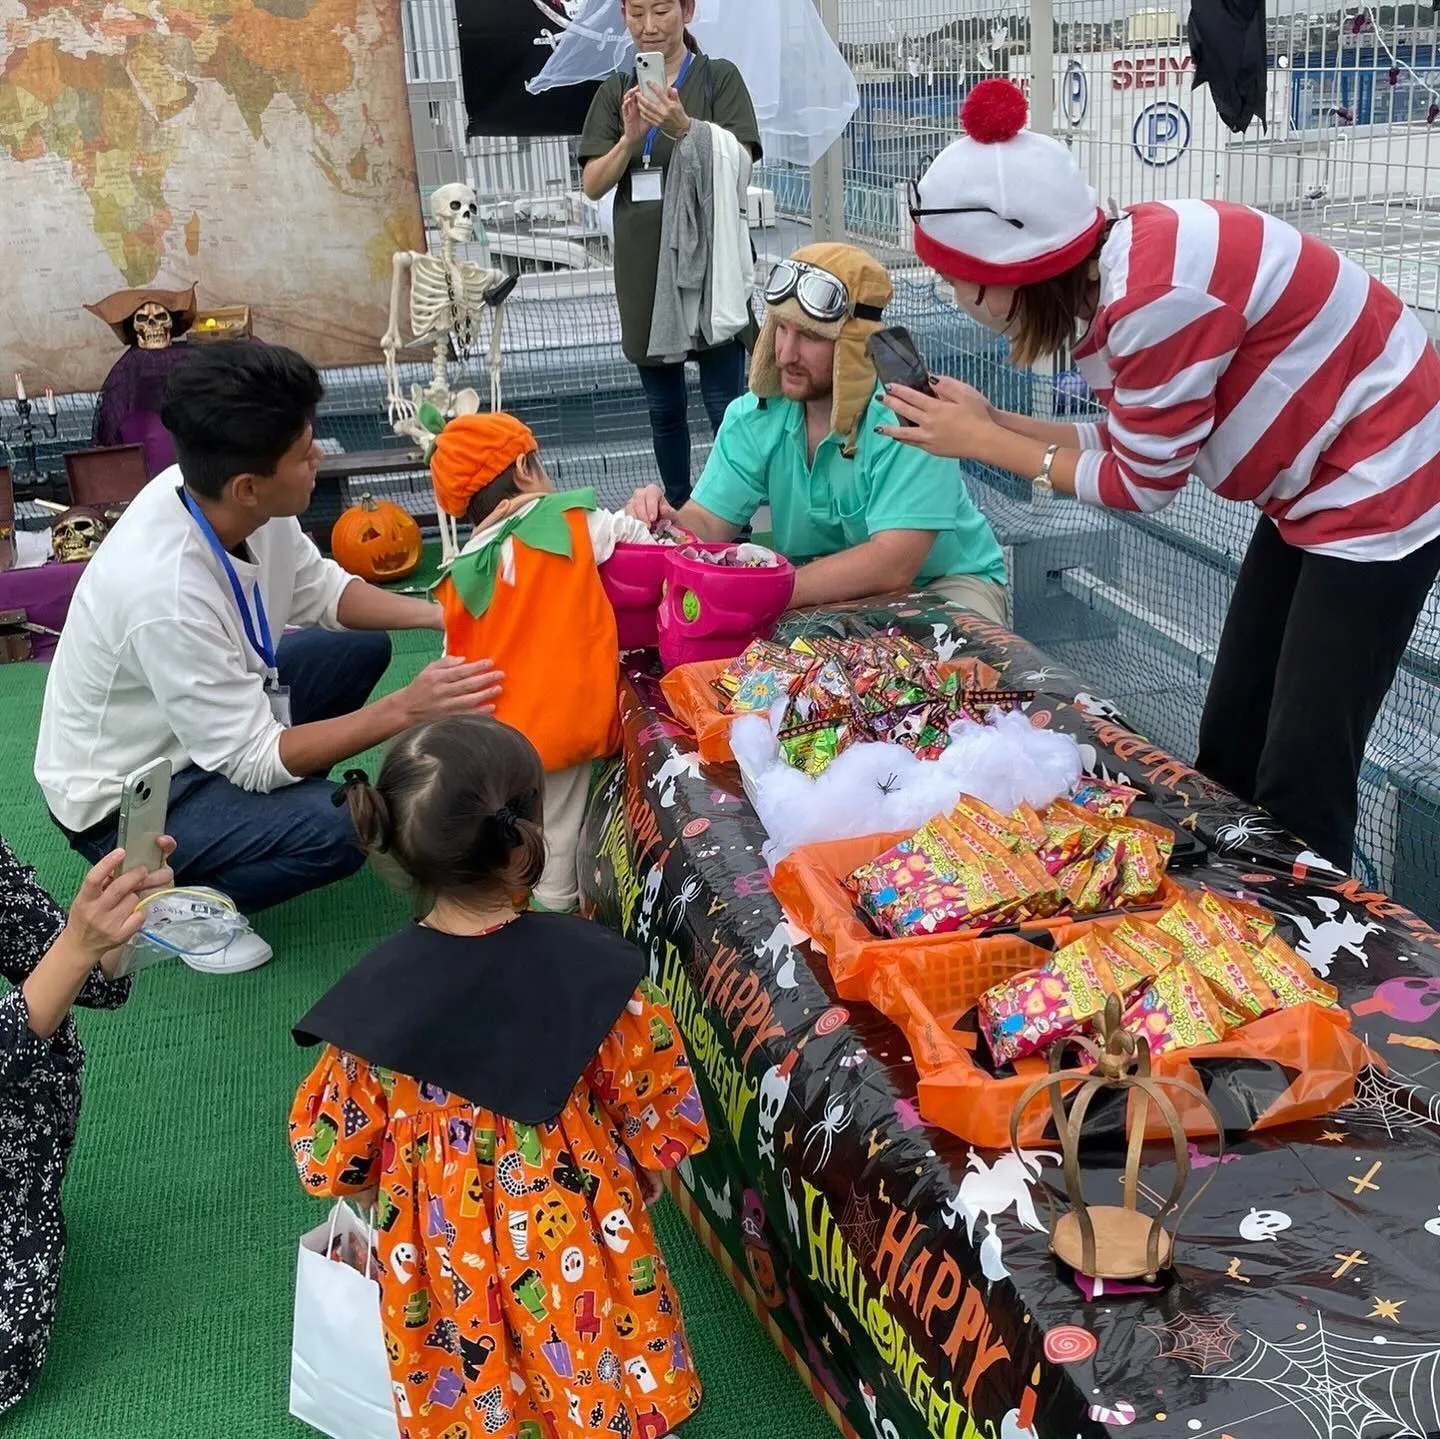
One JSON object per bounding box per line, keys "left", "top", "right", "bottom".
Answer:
{"left": 641, "top": 50, "right": 695, "bottom": 169}
{"left": 181, "top": 490, "right": 277, "bottom": 672}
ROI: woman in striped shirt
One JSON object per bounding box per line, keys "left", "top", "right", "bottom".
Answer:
{"left": 881, "top": 78, "right": 1440, "bottom": 872}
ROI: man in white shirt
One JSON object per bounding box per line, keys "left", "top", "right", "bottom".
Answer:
{"left": 34, "top": 345, "right": 501, "bottom": 973}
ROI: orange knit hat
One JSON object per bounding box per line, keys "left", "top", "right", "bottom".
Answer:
{"left": 430, "top": 413, "right": 538, "bottom": 518}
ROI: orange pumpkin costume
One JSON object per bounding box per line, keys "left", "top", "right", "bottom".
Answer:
{"left": 428, "top": 415, "right": 656, "bottom": 911}
{"left": 289, "top": 915, "right": 710, "bottom": 1439}
{"left": 434, "top": 498, "right": 622, "bottom": 774}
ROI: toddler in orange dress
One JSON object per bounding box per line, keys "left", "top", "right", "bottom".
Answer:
{"left": 288, "top": 714, "right": 709, "bottom": 1439}
{"left": 428, "top": 414, "right": 658, "bottom": 913}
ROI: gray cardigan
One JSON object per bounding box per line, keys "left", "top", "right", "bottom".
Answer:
{"left": 647, "top": 120, "right": 716, "bottom": 362}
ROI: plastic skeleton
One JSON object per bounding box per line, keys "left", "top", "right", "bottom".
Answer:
{"left": 381, "top": 181, "right": 518, "bottom": 562}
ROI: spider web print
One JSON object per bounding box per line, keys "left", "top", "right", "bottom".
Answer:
{"left": 1142, "top": 1313, "right": 1242, "bottom": 1372}
{"left": 1336, "top": 1064, "right": 1440, "bottom": 1137}
{"left": 1206, "top": 1312, "right": 1440, "bottom": 1439}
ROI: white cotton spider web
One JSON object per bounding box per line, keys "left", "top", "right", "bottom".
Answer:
{"left": 1336, "top": 1064, "right": 1440, "bottom": 1137}
{"left": 1209, "top": 1313, "right": 1440, "bottom": 1439}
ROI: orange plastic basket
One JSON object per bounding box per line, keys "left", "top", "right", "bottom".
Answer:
{"left": 856, "top": 913, "right": 1371, "bottom": 1149}
{"left": 772, "top": 830, "right": 1189, "bottom": 1001}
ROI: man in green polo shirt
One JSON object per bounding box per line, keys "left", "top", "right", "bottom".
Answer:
{"left": 625, "top": 242, "right": 1008, "bottom": 620}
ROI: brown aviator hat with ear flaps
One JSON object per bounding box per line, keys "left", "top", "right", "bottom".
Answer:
{"left": 749, "top": 243, "right": 894, "bottom": 458}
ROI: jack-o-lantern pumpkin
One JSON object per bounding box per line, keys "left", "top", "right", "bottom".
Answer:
{"left": 331, "top": 494, "right": 423, "bottom": 582}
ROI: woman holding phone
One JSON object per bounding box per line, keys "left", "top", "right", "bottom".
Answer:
{"left": 880, "top": 77, "right": 1440, "bottom": 872}
{"left": 1, "top": 836, "right": 174, "bottom": 1412}
{"left": 580, "top": 0, "right": 761, "bottom": 507}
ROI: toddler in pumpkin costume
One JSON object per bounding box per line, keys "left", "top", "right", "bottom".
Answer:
{"left": 430, "top": 414, "right": 656, "bottom": 911}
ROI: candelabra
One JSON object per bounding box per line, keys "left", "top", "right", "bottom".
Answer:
{"left": 2, "top": 377, "right": 59, "bottom": 488}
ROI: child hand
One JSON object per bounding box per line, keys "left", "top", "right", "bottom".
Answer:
{"left": 636, "top": 1167, "right": 665, "bottom": 1207}
{"left": 625, "top": 484, "right": 675, "bottom": 529}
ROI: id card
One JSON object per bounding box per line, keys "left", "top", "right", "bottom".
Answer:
{"left": 632, "top": 168, "right": 663, "bottom": 204}
{"left": 265, "top": 677, "right": 292, "bottom": 726}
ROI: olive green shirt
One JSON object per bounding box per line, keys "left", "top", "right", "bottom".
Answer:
{"left": 579, "top": 51, "right": 762, "bottom": 366}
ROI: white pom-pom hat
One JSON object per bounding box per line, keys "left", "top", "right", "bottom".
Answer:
{"left": 912, "top": 78, "right": 1106, "bottom": 286}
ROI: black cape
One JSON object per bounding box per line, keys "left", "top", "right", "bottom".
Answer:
{"left": 293, "top": 913, "right": 646, "bottom": 1125}
{"left": 1188, "top": 0, "right": 1268, "bottom": 133}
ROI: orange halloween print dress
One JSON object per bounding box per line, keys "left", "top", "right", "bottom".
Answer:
{"left": 289, "top": 979, "right": 709, "bottom": 1439}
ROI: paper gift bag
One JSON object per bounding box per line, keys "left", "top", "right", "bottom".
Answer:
{"left": 290, "top": 1201, "right": 400, "bottom": 1439}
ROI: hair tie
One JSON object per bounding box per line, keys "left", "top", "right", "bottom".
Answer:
{"left": 492, "top": 804, "right": 521, "bottom": 847}
{"left": 332, "top": 769, "right": 370, "bottom": 807}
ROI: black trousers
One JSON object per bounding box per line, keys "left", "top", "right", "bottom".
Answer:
{"left": 1196, "top": 517, "right": 1440, "bottom": 869}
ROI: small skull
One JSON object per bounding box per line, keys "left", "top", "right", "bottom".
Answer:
{"left": 51, "top": 506, "right": 107, "bottom": 563}
{"left": 429, "top": 182, "right": 478, "bottom": 245}
{"left": 131, "top": 301, "right": 173, "bottom": 349}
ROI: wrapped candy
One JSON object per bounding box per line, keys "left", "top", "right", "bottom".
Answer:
{"left": 1108, "top": 918, "right": 1184, "bottom": 978}
{"left": 979, "top": 933, "right": 1145, "bottom": 1065}
{"left": 779, "top": 718, "right": 854, "bottom": 777}
{"left": 1036, "top": 800, "right": 1108, "bottom": 876}
{"left": 789, "top": 657, "right": 855, "bottom": 725}
{"left": 1070, "top": 779, "right": 1143, "bottom": 819}
{"left": 1122, "top": 960, "right": 1230, "bottom": 1055}
{"left": 1009, "top": 802, "right": 1049, "bottom": 849}
{"left": 1065, "top": 832, "right": 1125, "bottom": 914}
{"left": 1193, "top": 941, "right": 1281, "bottom": 1023}
{"left": 1110, "top": 814, "right": 1176, "bottom": 866}
{"left": 1158, "top": 898, "right": 1225, "bottom": 964}
{"left": 851, "top": 816, "right": 1030, "bottom": 937}
{"left": 952, "top": 796, "right": 1028, "bottom": 852}
{"left": 1112, "top": 832, "right": 1167, "bottom": 907}
{"left": 1249, "top": 936, "right": 1339, "bottom": 1009}
{"left": 715, "top": 640, "right": 804, "bottom": 703}
{"left": 1199, "top": 890, "right": 1276, "bottom": 947}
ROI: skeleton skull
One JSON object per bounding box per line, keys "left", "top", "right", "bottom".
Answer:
{"left": 430, "top": 182, "right": 478, "bottom": 245}
{"left": 51, "top": 507, "right": 107, "bottom": 563}
{"left": 131, "top": 302, "right": 173, "bottom": 349}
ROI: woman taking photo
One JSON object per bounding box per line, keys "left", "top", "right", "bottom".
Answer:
{"left": 2, "top": 837, "right": 173, "bottom": 1412}
{"left": 882, "top": 78, "right": 1440, "bottom": 872}
{"left": 580, "top": 0, "right": 761, "bottom": 507}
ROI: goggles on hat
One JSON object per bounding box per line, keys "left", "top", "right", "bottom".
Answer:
{"left": 906, "top": 178, "right": 1025, "bottom": 231}
{"left": 764, "top": 260, "right": 886, "bottom": 325}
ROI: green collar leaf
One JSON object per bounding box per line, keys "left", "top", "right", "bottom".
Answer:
{"left": 438, "top": 490, "right": 598, "bottom": 618}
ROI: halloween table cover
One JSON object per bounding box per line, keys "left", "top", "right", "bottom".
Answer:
{"left": 578, "top": 595, "right": 1440, "bottom": 1439}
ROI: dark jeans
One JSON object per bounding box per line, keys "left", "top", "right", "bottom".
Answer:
{"left": 637, "top": 340, "right": 748, "bottom": 507}
{"left": 68, "top": 628, "right": 393, "bottom": 914}
{"left": 1196, "top": 517, "right": 1440, "bottom": 870}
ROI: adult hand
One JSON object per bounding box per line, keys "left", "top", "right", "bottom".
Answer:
{"left": 621, "top": 87, "right": 649, "bottom": 148}
{"left": 636, "top": 84, "right": 689, "bottom": 140}
{"left": 64, "top": 843, "right": 177, "bottom": 969}
{"left": 398, "top": 656, "right": 504, "bottom": 725}
{"left": 877, "top": 379, "right": 995, "bottom": 460}
{"left": 624, "top": 484, "right": 676, "bottom": 529}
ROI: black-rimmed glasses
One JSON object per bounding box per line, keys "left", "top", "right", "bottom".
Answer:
{"left": 906, "top": 177, "right": 1024, "bottom": 230}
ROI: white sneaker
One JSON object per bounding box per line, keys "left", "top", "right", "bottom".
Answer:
{"left": 181, "top": 927, "right": 274, "bottom": 976}
{"left": 170, "top": 888, "right": 274, "bottom": 975}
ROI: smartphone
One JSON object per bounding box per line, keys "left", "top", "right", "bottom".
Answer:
{"left": 634, "top": 50, "right": 667, "bottom": 99}
{"left": 116, "top": 758, "right": 171, "bottom": 876}
{"left": 866, "top": 327, "right": 936, "bottom": 424}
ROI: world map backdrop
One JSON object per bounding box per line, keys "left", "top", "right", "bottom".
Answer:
{"left": 0, "top": 0, "right": 425, "bottom": 392}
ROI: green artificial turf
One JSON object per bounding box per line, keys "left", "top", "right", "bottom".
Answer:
{"left": 0, "top": 583, "right": 834, "bottom": 1438}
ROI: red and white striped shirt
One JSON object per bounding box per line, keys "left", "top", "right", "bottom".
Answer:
{"left": 1071, "top": 199, "right": 1440, "bottom": 561}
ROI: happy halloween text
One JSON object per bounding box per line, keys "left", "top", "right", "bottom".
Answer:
{"left": 803, "top": 1187, "right": 1008, "bottom": 1439}
{"left": 595, "top": 792, "right": 757, "bottom": 1142}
